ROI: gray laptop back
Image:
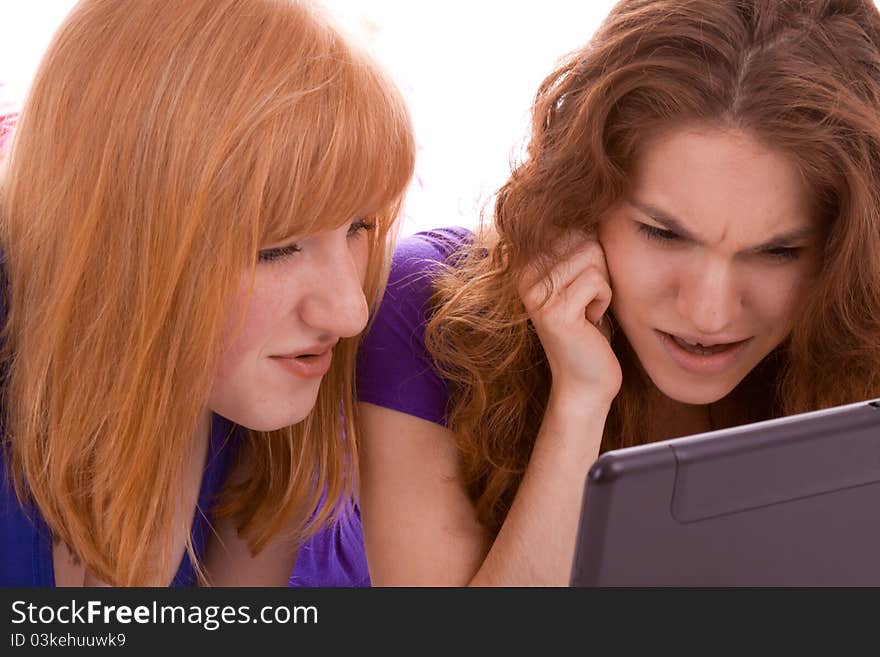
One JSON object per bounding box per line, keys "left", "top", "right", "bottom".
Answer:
{"left": 570, "top": 399, "right": 880, "bottom": 586}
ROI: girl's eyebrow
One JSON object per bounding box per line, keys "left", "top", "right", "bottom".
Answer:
{"left": 628, "top": 200, "right": 815, "bottom": 253}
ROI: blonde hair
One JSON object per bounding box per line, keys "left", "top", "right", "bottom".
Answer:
{"left": 0, "top": 0, "right": 414, "bottom": 585}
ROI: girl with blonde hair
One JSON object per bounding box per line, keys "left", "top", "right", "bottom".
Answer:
{"left": 356, "top": 0, "right": 880, "bottom": 585}
{"left": 0, "top": 0, "right": 414, "bottom": 586}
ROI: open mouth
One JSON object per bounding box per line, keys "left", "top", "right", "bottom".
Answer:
{"left": 667, "top": 333, "right": 746, "bottom": 356}
{"left": 656, "top": 330, "right": 751, "bottom": 376}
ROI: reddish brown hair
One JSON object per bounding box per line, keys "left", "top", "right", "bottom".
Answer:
{"left": 1, "top": 0, "right": 414, "bottom": 584}
{"left": 427, "top": 0, "right": 880, "bottom": 533}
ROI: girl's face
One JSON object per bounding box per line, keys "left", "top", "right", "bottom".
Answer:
{"left": 598, "top": 126, "right": 820, "bottom": 405}
{"left": 208, "top": 218, "right": 373, "bottom": 431}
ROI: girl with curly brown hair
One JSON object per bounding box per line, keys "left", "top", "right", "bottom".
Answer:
{"left": 356, "top": 0, "right": 880, "bottom": 585}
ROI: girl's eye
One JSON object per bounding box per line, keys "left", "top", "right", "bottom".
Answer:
{"left": 637, "top": 222, "right": 680, "bottom": 243}
{"left": 257, "top": 218, "right": 375, "bottom": 263}
{"left": 348, "top": 217, "right": 376, "bottom": 237}
{"left": 763, "top": 247, "right": 802, "bottom": 263}
{"left": 257, "top": 243, "right": 301, "bottom": 263}
{"left": 635, "top": 219, "right": 804, "bottom": 264}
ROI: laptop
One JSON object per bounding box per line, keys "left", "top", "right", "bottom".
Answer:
{"left": 569, "top": 398, "right": 880, "bottom": 586}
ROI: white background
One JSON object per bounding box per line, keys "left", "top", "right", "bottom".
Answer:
{"left": 0, "top": 1, "right": 618, "bottom": 235}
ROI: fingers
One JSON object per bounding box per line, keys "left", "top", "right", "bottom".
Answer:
{"left": 518, "top": 237, "right": 610, "bottom": 315}
{"left": 519, "top": 237, "right": 606, "bottom": 295}
{"left": 542, "top": 266, "right": 612, "bottom": 341}
{"left": 514, "top": 232, "right": 621, "bottom": 399}
{"left": 562, "top": 268, "right": 611, "bottom": 326}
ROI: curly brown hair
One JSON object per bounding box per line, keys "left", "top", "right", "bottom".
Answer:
{"left": 425, "top": 0, "right": 880, "bottom": 534}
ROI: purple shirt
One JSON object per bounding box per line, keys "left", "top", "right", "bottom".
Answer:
{"left": 0, "top": 409, "right": 368, "bottom": 587}
{"left": 357, "top": 227, "right": 472, "bottom": 426}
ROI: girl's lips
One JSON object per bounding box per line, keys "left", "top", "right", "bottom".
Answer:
{"left": 271, "top": 349, "right": 332, "bottom": 379}
{"left": 656, "top": 330, "right": 751, "bottom": 376}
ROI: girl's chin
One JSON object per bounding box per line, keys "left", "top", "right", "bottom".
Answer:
{"left": 645, "top": 370, "right": 739, "bottom": 406}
